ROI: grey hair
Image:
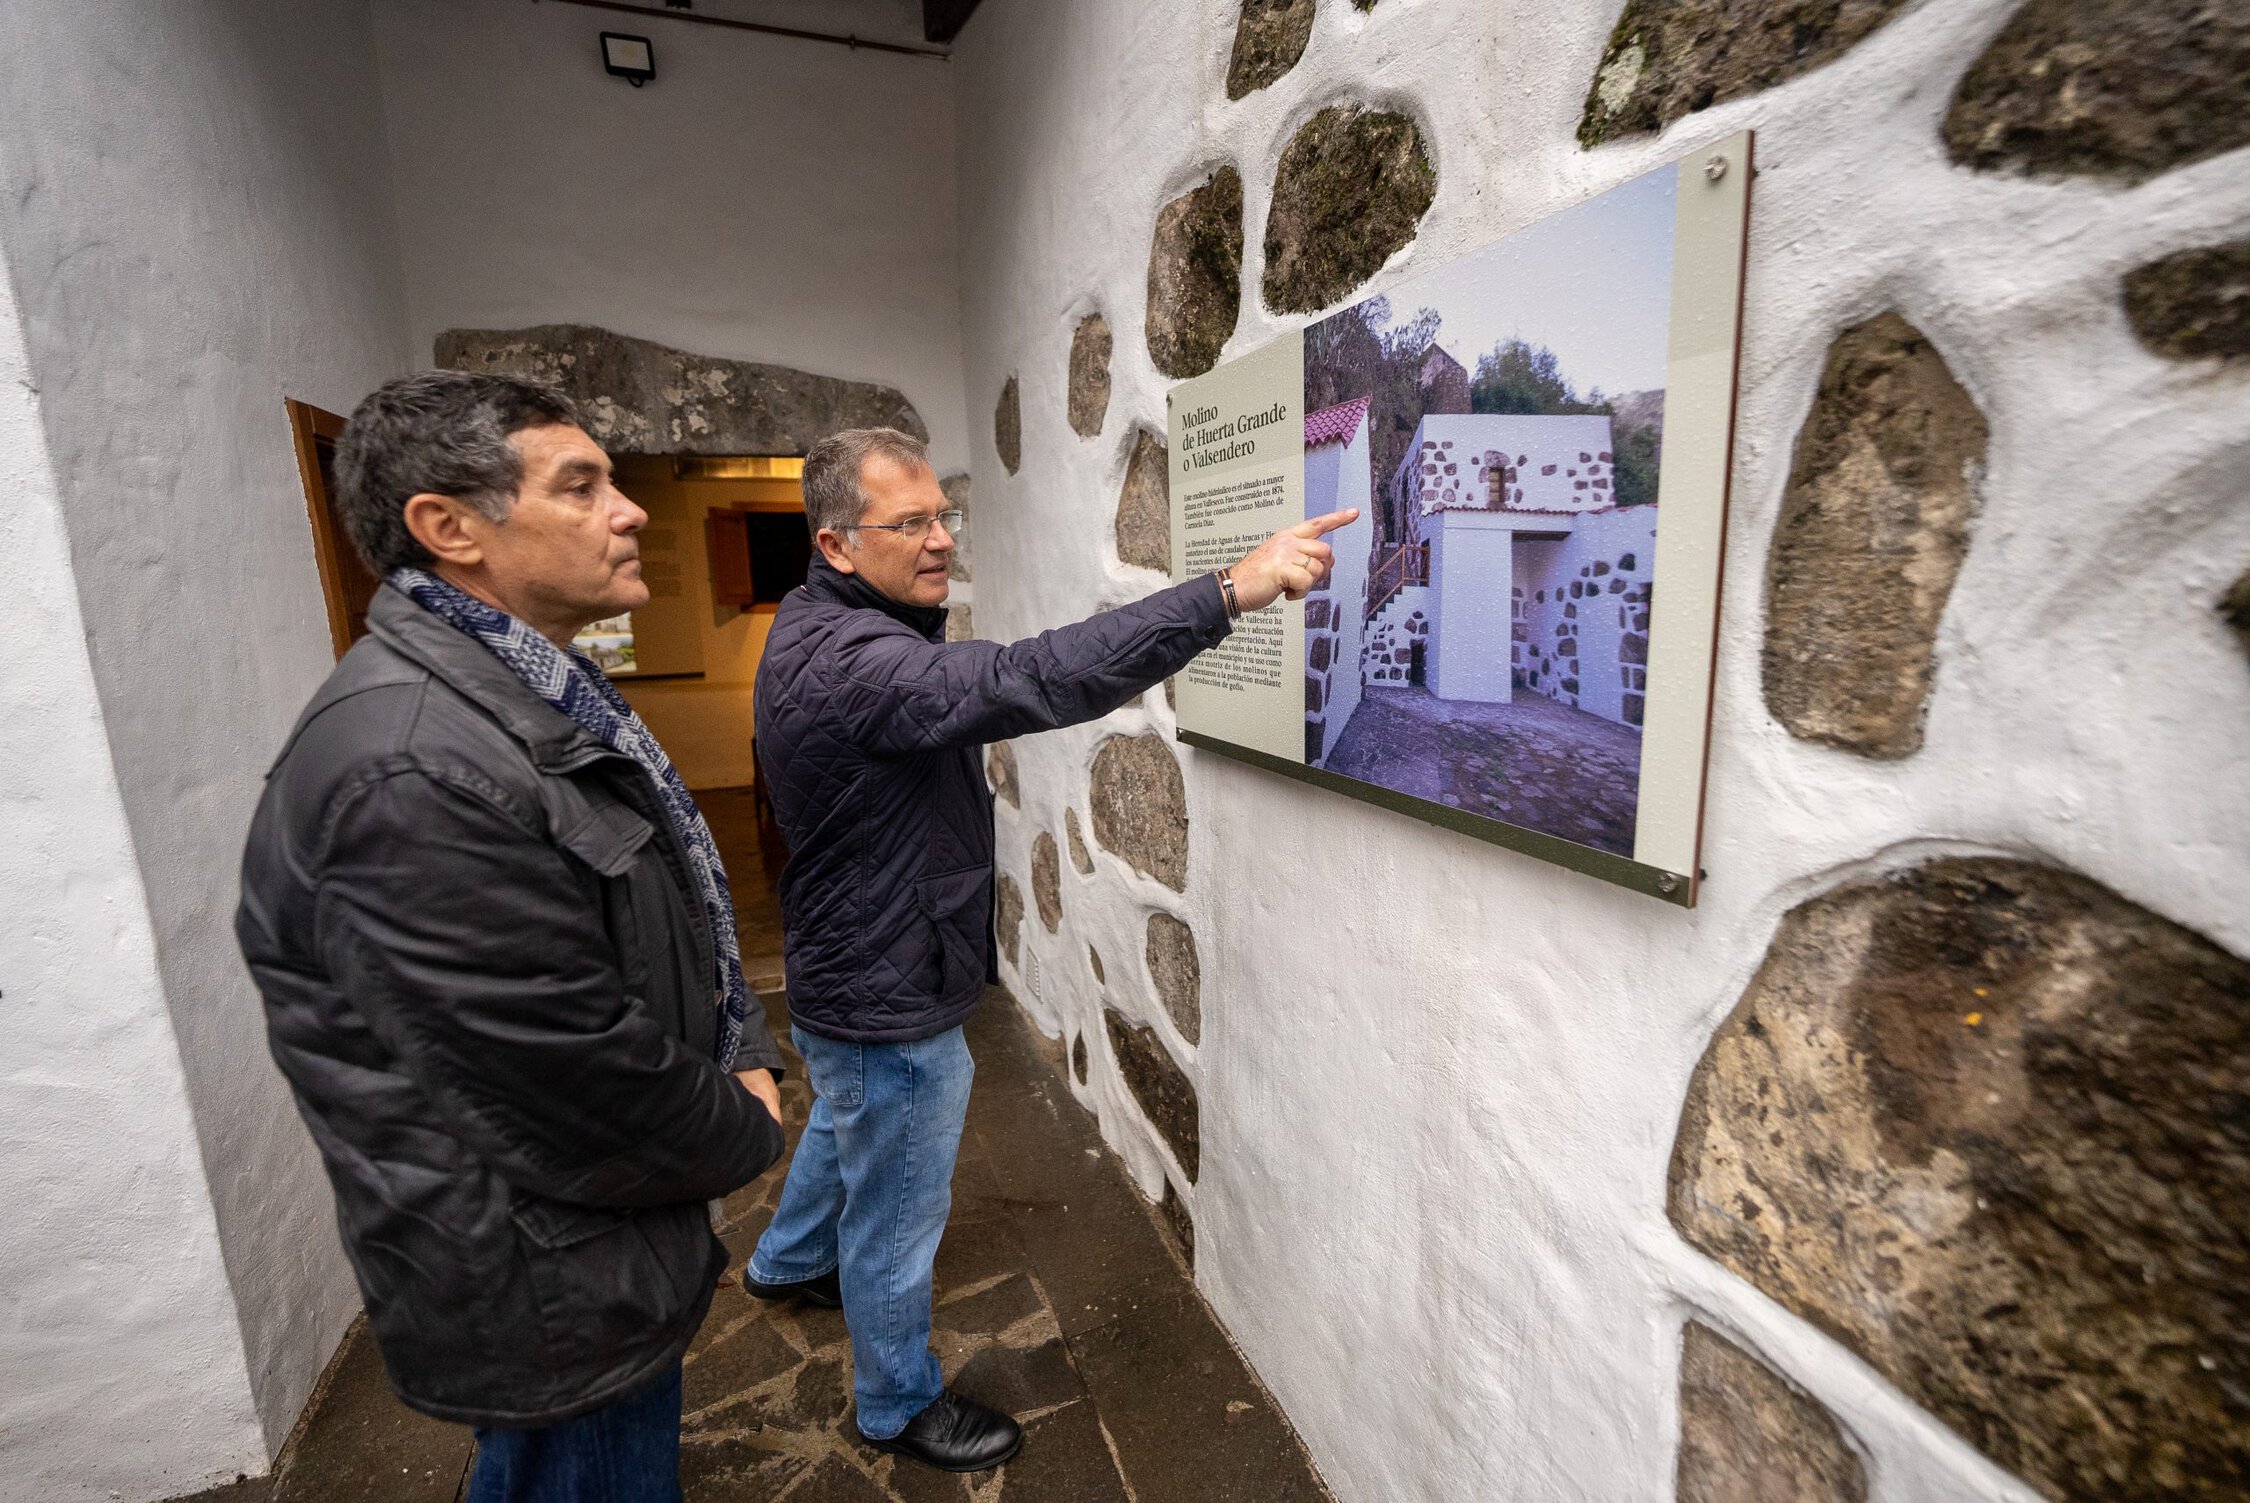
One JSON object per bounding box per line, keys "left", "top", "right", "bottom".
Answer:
{"left": 333, "top": 370, "right": 582, "bottom": 576}
{"left": 801, "top": 427, "right": 933, "bottom": 540}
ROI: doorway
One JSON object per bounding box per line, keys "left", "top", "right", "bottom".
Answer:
{"left": 287, "top": 398, "right": 377, "bottom": 659}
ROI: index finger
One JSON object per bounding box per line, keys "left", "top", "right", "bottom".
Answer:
{"left": 1291, "top": 508, "right": 1361, "bottom": 539}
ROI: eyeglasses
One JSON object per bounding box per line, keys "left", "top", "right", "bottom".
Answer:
{"left": 850, "top": 509, "right": 965, "bottom": 543}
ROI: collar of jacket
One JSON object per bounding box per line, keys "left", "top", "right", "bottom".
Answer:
{"left": 365, "top": 584, "right": 616, "bottom": 773}
{"left": 802, "top": 556, "right": 950, "bottom": 643}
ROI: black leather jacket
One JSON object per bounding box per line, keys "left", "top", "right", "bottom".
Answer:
{"left": 236, "top": 585, "right": 785, "bottom": 1427}
{"left": 754, "top": 560, "right": 1231, "bottom": 1043}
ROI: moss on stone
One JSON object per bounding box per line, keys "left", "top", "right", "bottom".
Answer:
{"left": 2124, "top": 239, "right": 2250, "bottom": 362}
{"left": 1945, "top": 0, "right": 2250, "bottom": 183}
{"left": 1262, "top": 106, "right": 1434, "bottom": 315}
{"left": 1145, "top": 169, "right": 1244, "bottom": 380}
{"left": 1226, "top": 0, "right": 1317, "bottom": 101}
{"left": 1575, "top": 0, "right": 1911, "bottom": 149}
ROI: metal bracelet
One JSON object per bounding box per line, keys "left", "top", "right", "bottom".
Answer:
{"left": 1217, "top": 568, "right": 1242, "bottom": 620}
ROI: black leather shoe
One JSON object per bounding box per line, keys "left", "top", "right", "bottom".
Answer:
{"left": 744, "top": 1266, "right": 842, "bottom": 1309}
{"left": 861, "top": 1390, "right": 1024, "bottom": 1473}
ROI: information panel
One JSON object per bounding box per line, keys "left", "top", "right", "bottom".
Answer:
{"left": 1168, "top": 134, "right": 1752, "bottom": 906}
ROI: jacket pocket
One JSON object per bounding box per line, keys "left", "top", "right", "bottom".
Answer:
{"left": 916, "top": 867, "right": 990, "bottom": 1003}
{"left": 510, "top": 1196, "right": 709, "bottom": 1368}
{"left": 556, "top": 802, "right": 655, "bottom": 877}
{"left": 510, "top": 1197, "right": 633, "bottom": 1249}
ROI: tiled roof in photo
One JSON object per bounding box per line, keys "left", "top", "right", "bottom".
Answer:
{"left": 1304, "top": 394, "right": 1372, "bottom": 449}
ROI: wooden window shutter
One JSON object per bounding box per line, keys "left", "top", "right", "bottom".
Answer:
{"left": 707, "top": 509, "right": 756, "bottom": 607}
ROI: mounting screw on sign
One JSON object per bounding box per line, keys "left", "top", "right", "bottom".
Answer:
{"left": 1658, "top": 873, "right": 1680, "bottom": 894}
{"left": 1703, "top": 155, "right": 1728, "bottom": 183}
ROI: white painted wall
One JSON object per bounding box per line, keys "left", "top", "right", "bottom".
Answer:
{"left": 0, "top": 0, "right": 414, "bottom": 1474}
{"left": 0, "top": 245, "right": 269, "bottom": 1503}
{"left": 955, "top": 2, "right": 2250, "bottom": 1501}
{"left": 371, "top": 0, "right": 971, "bottom": 475}
{"left": 1428, "top": 512, "right": 1518, "bottom": 703}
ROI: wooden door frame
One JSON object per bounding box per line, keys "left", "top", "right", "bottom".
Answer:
{"left": 285, "top": 398, "right": 355, "bottom": 659}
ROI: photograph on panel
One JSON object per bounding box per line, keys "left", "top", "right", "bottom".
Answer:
{"left": 1300, "top": 162, "right": 1675, "bottom": 857}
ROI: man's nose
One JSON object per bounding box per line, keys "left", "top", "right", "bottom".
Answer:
{"left": 927, "top": 519, "right": 955, "bottom": 550}
{"left": 614, "top": 490, "right": 649, "bottom": 532}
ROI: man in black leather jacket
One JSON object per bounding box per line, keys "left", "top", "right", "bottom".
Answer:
{"left": 237, "top": 373, "right": 788, "bottom": 1503}
{"left": 744, "top": 426, "right": 1352, "bottom": 1473}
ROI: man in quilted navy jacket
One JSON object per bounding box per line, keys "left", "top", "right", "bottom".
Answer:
{"left": 748, "top": 426, "right": 1353, "bottom": 1472}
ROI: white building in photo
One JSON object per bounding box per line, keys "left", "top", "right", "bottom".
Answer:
{"left": 1376, "top": 411, "right": 1660, "bottom": 726}
{"left": 1301, "top": 395, "right": 1375, "bottom": 766}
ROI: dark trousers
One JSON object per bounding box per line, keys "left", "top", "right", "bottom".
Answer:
{"left": 467, "top": 1363, "right": 683, "bottom": 1503}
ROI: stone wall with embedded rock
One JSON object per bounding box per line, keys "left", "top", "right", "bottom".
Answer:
{"left": 1067, "top": 313, "right": 1114, "bottom": 437}
{"left": 1145, "top": 167, "right": 1244, "bottom": 378}
{"left": 1263, "top": 106, "right": 1435, "bottom": 315}
{"left": 1673, "top": 857, "right": 2249, "bottom": 1502}
{"left": 1761, "top": 312, "right": 1986, "bottom": 759}
{"left": 1227, "top": 0, "right": 1317, "bottom": 102}
{"left": 953, "top": 3, "right": 2250, "bottom": 1501}
{"left": 437, "top": 325, "right": 927, "bottom": 456}
{"left": 1676, "top": 1323, "right": 1867, "bottom": 1503}
{"left": 1115, "top": 429, "right": 1173, "bottom": 572}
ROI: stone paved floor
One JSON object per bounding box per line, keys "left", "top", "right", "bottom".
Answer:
{"left": 1322, "top": 682, "right": 1644, "bottom": 855}
{"left": 169, "top": 790, "right": 1330, "bottom": 1503}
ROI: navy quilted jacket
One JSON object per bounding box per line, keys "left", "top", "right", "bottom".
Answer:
{"left": 754, "top": 559, "right": 1232, "bottom": 1042}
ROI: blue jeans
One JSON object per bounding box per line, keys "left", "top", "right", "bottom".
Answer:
{"left": 748, "top": 1024, "right": 975, "bottom": 1439}
{"left": 467, "top": 1363, "right": 681, "bottom": 1503}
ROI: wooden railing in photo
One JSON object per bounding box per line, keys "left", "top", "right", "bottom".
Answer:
{"left": 1366, "top": 542, "right": 1430, "bottom": 619}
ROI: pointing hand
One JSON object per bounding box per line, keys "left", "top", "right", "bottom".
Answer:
{"left": 1227, "top": 509, "right": 1361, "bottom": 612}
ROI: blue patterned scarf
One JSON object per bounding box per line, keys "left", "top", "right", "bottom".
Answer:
{"left": 390, "top": 568, "right": 748, "bottom": 1068}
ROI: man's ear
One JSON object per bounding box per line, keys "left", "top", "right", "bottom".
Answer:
{"left": 402, "top": 492, "right": 488, "bottom": 569}
{"left": 815, "top": 527, "right": 857, "bottom": 575}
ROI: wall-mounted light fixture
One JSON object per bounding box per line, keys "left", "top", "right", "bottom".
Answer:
{"left": 600, "top": 31, "right": 655, "bottom": 86}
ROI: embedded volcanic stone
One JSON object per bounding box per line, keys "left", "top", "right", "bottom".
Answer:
{"left": 1072, "top": 1032, "right": 1088, "bottom": 1084}
{"left": 1031, "top": 834, "right": 1063, "bottom": 933}
{"left": 1105, "top": 1009, "right": 1200, "bottom": 1182}
{"left": 1677, "top": 1323, "right": 1866, "bottom": 1503}
{"left": 986, "top": 740, "right": 1019, "bottom": 807}
{"left": 994, "top": 376, "right": 1022, "bottom": 474}
{"left": 1944, "top": 0, "right": 2250, "bottom": 184}
{"left": 1669, "top": 857, "right": 2250, "bottom": 1503}
{"left": 1226, "top": 0, "right": 1317, "bottom": 100}
{"left": 2124, "top": 240, "right": 2250, "bottom": 362}
{"left": 1145, "top": 912, "right": 1202, "bottom": 1046}
{"left": 2225, "top": 569, "right": 2250, "bottom": 660}
{"left": 941, "top": 472, "right": 972, "bottom": 582}
{"left": 436, "top": 324, "right": 926, "bottom": 454}
{"left": 1065, "top": 807, "right": 1095, "bottom": 875}
{"left": 1160, "top": 1181, "right": 1196, "bottom": 1269}
{"left": 1088, "top": 945, "right": 1105, "bottom": 984}
{"left": 994, "top": 875, "right": 1024, "bottom": 966}
{"left": 1145, "top": 168, "right": 1244, "bottom": 379}
{"left": 1089, "top": 734, "right": 1189, "bottom": 892}
{"left": 946, "top": 605, "right": 974, "bottom": 643}
{"left": 1116, "top": 429, "right": 1171, "bottom": 572}
{"left": 1763, "top": 313, "right": 1985, "bottom": 759}
{"left": 1264, "top": 107, "right": 1435, "bottom": 315}
{"left": 1576, "top": 0, "right": 1909, "bottom": 149}
{"left": 1067, "top": 314, "right": 1113, "bottom": 438}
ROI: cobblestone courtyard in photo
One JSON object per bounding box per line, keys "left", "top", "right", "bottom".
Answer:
{"left": 1322, "top": 683, "right": 1644, "bottom": 856}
